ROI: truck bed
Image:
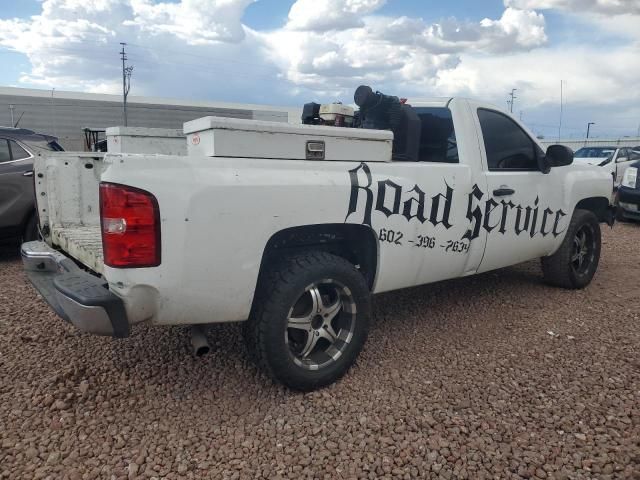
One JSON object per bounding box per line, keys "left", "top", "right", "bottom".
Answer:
{"left": 52, "top": 225, "right": 103, "bottom": 273}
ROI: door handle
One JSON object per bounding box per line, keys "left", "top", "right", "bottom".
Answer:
{"left": 493, "top": 187, "right": 515, "bottom": 197}
{"left": 22, "top": 170, "right": 34, "bottom": 177}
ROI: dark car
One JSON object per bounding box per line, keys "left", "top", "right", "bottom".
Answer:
{"left": 0, "top": 127, "right": 64, "bottom": 242}
{"left": 617, "top": 147, "right": 640, "bottom": 221}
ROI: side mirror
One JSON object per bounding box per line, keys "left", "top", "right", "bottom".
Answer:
{"left": 617, "top": 157, "right": 629, "bottom": 163}
{"left": 545, "top": 145, "right": 573, "bottom": 169}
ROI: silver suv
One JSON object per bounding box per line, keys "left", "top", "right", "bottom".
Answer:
{"left": 0, "top": 128, "right": 63, "bottom": 242}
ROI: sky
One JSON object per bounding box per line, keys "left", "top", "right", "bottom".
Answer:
{"left": 0, "top": 0, "right": 638, "bottom": 139}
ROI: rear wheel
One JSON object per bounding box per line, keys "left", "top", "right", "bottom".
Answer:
{"left": 244, "top": 252, "right": 371, "bottom": 391}
{"left": 541, "top": 209, "right": 601, "bottom": 289}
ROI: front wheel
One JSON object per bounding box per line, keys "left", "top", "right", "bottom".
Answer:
{"left": 541, "top": 209, "right": 601, "bottom": 289}
{"left": 244, "top": 252, "right": 371, "bottom": 391}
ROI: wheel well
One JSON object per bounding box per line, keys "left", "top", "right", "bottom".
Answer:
{"left": 575, "top": 197, "right": 611, "bottom": 223}
{"left": 259, "top": 224, "right": 378, "bottom": 290}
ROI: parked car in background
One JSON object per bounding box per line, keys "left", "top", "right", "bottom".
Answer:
{"left": 573, "top": 146, "right": 638, "bottom": 188}
{"left": 0, "top": 127, "right": 64, "bottom": 242}
{"left": 617, "top": 155, "right": 640, "bottom": 221}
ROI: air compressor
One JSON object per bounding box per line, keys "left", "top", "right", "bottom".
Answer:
{"left": 301, "top": 85, "right": 421, "bottom": 162}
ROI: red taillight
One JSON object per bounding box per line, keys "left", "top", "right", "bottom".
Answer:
{"left": 99, "top": 182, "right": 160, "bottom": 268}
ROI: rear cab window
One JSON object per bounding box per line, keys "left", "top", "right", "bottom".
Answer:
{"left": 414, "top": 107, "right": 459, "bottom": 164}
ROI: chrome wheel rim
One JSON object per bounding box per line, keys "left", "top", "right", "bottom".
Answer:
{"left": 285, "top": 279, "right": 356, "bottom": 371}
{"left": 571, "top": 225, "right": 595, "bottom": 276}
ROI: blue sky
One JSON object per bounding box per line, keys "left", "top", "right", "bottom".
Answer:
{"left": 0, "top": 0, "right": 639, "bottom": 139}
{"left": 242, "top": 0, "right": 507, "bottom": 29}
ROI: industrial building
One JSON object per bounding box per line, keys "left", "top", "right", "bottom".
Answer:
{"left": 0, "top": 86, "right": 300, "bottom": 151}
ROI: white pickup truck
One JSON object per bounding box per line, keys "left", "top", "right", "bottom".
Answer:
{"left": 22, "top": 90, "right": 615, "bottom": 391}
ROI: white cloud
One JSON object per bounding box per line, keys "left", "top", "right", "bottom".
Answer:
{"left": 435, "top": 44, "right": 640, "bottom": 108}
{"left": 127, "top": 0, "right": 256, "bottom": 44}
{"left": 263, "top": 5, "right": 547, "bottom": 99}
{"left": 0, "top": 0, "right": 637, "bottom": 136}
{"left": 286, "top": 0, "right": 386, "bottom": 31}
{"left": 0, "top": 0, "right": 265, "bottom": 95}
{"left": 361, "top": 7, "right": 547, "bottom": 54}
{"left": 505, "top": 0, "right": 640, "bottom": 15}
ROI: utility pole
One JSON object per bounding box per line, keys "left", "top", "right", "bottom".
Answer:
{"left": 120, "top": 42, "right": 133, "bottom": 126}
{"left": 507, "top": 89, "right": 517, "bottom": 114}
{"left": 586, "top": 122, "right": 595, "bottom": 139}
{"left": 9, "top": 104, "right": 14, "bottom": 126}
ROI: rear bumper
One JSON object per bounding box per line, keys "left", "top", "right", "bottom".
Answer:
{"left": 21, "top": 241, "right": 129, "bottom": 337}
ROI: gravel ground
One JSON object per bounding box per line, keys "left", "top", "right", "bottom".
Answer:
{"left": 1, "top": 224, "right": 639, "bottom": 480}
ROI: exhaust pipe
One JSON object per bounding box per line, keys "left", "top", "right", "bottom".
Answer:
{"left": 190, "top": 325, "right": 210, "bottom": 357}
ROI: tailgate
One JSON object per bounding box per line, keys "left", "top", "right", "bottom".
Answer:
{"left": 34, "top": 152, "right": 105, "bottom": 273}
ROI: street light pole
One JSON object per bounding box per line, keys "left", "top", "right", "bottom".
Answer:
{"left": 587, "top": 122, "right": 595, "bottom": 139}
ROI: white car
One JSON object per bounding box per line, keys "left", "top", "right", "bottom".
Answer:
{"left": 573, "top": 146, "right": 638, "bottom": 187}
{"left": 21, "top": 90, "right": 615, "bottom": 390}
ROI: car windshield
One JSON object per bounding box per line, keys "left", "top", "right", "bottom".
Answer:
{"left": 574, "top": 147, "right": 615, "bottom": 158}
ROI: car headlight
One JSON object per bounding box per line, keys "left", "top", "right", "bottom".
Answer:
{"left": 622, "top": 167, "right": 638, "bottom": 189}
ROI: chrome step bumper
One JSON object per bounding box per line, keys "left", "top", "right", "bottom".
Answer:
{"left": 21, "top": 241, "right": 129, "bottom": 338}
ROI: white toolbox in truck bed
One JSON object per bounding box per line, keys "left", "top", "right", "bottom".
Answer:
{"left": 183, "top": 116, "right": 393, "bottom": 162}
{"left": 106, "top": 127, "right": 186, "bottom": 155}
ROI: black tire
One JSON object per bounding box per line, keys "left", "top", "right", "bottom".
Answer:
{"left": 541, "top": 209, "right": 601, "bottom": 289}
{"left": 21, "top": 213, "right": 40, "bottom": 243}
{"left": 243, "top": 252, "right": 371, "bottom": 391}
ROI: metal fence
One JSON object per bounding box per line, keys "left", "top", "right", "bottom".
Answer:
{"left": 539, "top": 138, "right": 640, "bottom": 151}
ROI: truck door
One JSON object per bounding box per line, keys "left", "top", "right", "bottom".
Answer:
{"left": 349, "top": 100, "right": 488, "bottom": 293}
{"left": 471, "top": 107, "right": 567, "bottom": 273}
{"left": 0, "top": 139, "right": 35, "bottom": 232}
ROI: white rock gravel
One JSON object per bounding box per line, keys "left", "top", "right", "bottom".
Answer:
{"left": 0, "top": 224, "right": 638, "bottom": 479}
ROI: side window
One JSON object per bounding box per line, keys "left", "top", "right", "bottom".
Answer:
{"left": 478, "top": 109, "right": 539, "bottom": 171}
{"left": 9, "top": 141, "right": 30, "bottom": 160}
{"left": 630, "top": 148, "right": 640, "bottom": 161}
{"left": 0, "top": 140, "right": 10, "bottom": 163}
{"left": 414, "top": 107, "right": 458, "bottom": 163}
